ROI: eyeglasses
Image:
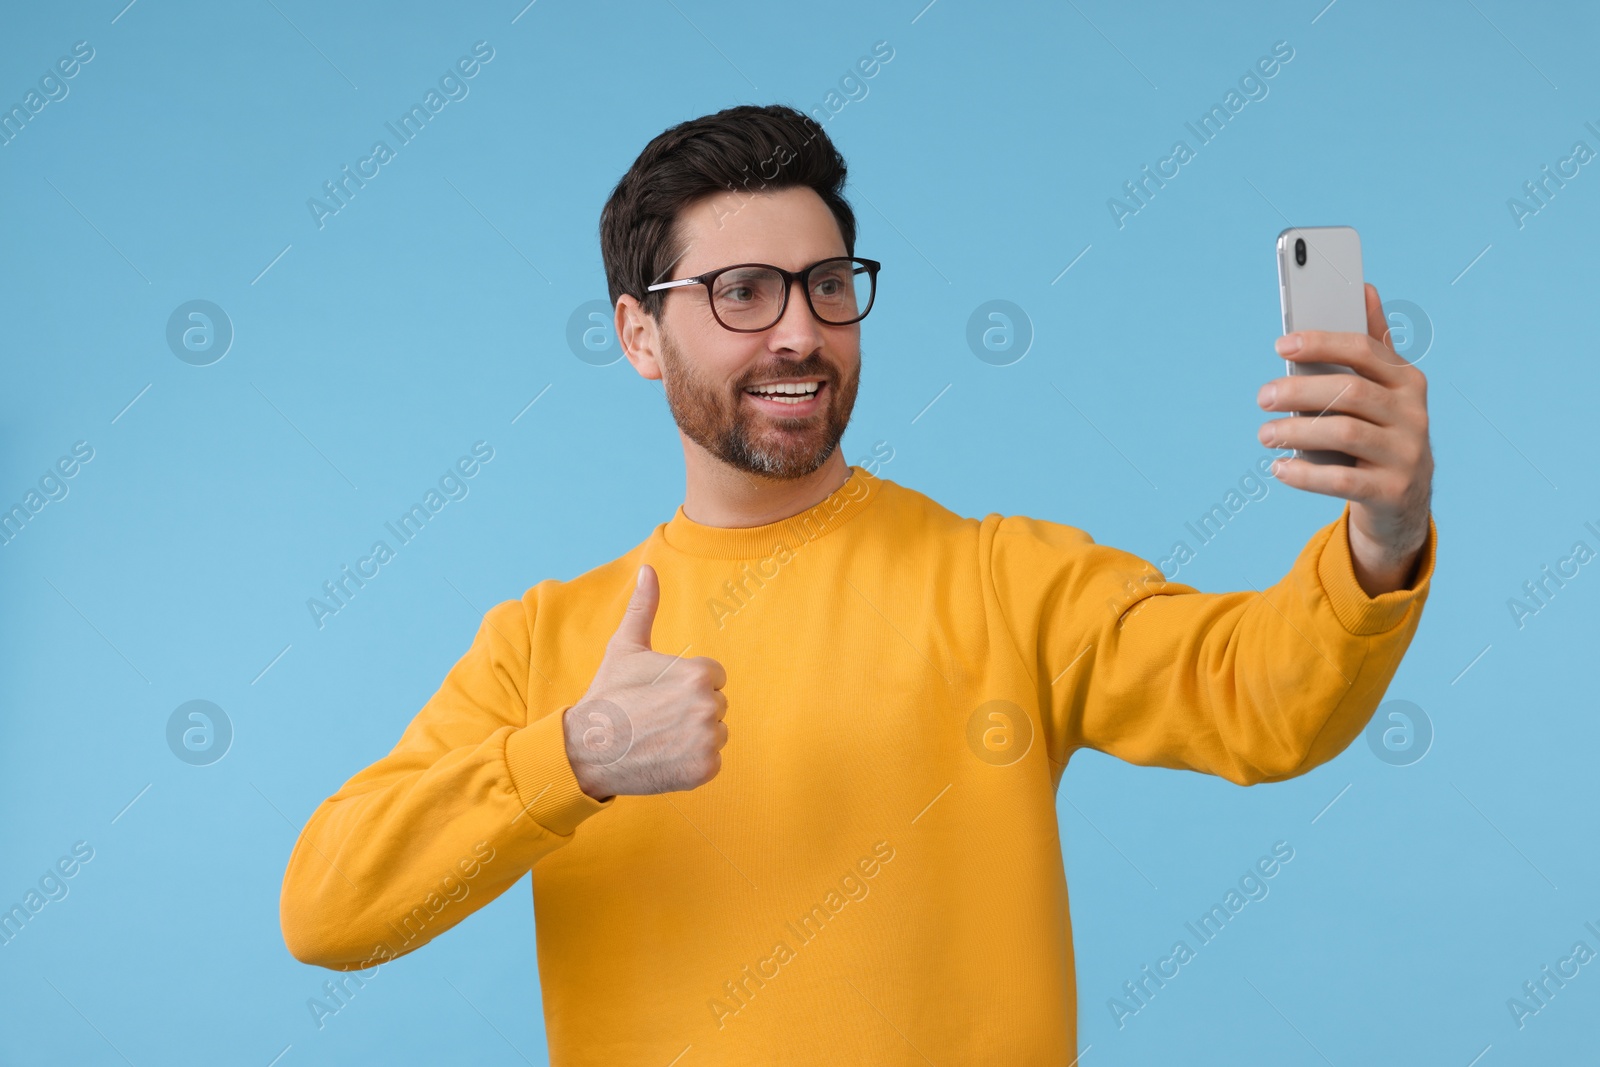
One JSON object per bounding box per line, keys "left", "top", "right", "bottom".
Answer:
{"left": 646, "top": 256, "right": 880, "bottom": 333}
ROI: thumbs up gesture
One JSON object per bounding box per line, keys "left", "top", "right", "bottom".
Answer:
{"left": 563, "top": 564, "right": 729, "bottom": 800}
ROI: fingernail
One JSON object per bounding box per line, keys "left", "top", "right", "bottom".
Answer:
{"left": 636, "top": 565, "right": 646, "bottom": 589}
{"left": 1275, "top": 334, "right": 1302, "bottom": 354}
{"left": 1259, "top": 384, "right": 1276, "bottom": 409}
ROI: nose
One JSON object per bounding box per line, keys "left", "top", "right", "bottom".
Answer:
{"left": 766, "top": 279, "right": 827, "bottom": 355}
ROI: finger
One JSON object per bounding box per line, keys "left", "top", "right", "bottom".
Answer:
{"left": 1363, "top": 282, "right": 1416, "bottom": 372}
{"left": 713, "top": 720, "right": 729, "bottom": 751}
{"left": 1260, "top": 413, "right": 1399, "bottom": 466}
{"left": 1277, "top": 328, "right": 1408, "bottom": 390}
{"left": 712, "top": 688, "right": 729, "bottom": 719}
{"left": 1364, "top": 283, "right": 1388, "bottom": 348}
{"left": 1261, "top": 370, "right": 1396, "bottom": 427}
{"left": 1270, "top": 455, "right": 1385, "bottom": 504}
{"left": 691, "top": 655, "right": 728, "bottom": 692}
{"left": 609, "top": 564, "right": 659, "bottom": 653}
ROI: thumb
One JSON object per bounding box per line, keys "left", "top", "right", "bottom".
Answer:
{"left": 608, "top": 564, "right": 659, "bottom": 653}
{"left": 1364, "top": 283, "right": 1391, "bottom": 350}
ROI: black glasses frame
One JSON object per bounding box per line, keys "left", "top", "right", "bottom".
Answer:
{"left": 645, "top": 257, "right": 881, "bottom": 333}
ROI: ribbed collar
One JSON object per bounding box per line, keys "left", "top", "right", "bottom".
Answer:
{"left": 659, "top": 465, "right": 884, "bottom": 559}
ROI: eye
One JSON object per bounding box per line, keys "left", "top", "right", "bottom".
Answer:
{"left": 810, "top": 265, "right": 851, "bottom": 297}
{"left": 715, "top": 269, "right": 772, "bottom": 304}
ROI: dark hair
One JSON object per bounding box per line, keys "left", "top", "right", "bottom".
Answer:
{"left": 599, "top": 103, "right": 856, "bottom": 318}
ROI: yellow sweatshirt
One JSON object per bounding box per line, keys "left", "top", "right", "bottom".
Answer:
{"left": 279, "top": 464, "right": 1436, "bottom": 1064}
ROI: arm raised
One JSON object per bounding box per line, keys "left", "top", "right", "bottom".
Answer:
{"left": 986, "top": 504, "right": 1436, "bottom": 786}
{"left": 278, "top": 597, "right": 613, "bottom": 969}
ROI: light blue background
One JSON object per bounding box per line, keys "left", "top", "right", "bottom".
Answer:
{"left": 3, "top": 1, "right": 1596, "bottom": 1063}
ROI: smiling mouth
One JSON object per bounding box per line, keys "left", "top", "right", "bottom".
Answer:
{"left": 743, "top": 380, "right": 827, "bottom": 413}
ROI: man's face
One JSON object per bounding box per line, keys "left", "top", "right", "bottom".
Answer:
{"left": 648, "top": 186, "right": 862, "bottom": 481}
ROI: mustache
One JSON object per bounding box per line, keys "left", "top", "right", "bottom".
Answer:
{"left": 737, "top": 357, "right": 835, "bottom": 389}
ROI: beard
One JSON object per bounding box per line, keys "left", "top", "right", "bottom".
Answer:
{"left": 656, "top": 328, "right": 861, "bottom": 481}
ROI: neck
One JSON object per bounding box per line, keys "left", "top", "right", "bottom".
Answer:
{"left": 678, "top": 433, "right": 852, "bottom": 528}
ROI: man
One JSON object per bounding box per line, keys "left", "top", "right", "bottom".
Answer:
{"left": 279, "top": 103, "right": 1435, "bottom": 1064}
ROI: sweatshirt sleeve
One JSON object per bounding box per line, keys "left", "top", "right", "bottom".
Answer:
{"left": 279, "top": 596, "right": 614, "bottom": 970}
{"left": 985, "top": 501, "right": 1437, "bottom": 786}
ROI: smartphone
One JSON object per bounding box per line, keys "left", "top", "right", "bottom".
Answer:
{"left": 1275, "top": 225, "right": 1364, "bottom": 467}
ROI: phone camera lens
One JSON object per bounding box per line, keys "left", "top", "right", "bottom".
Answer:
{"left": 1294, "top": 238, "right": 1307, "bottom": 266}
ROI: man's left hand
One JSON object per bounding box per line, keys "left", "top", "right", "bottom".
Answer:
{"left": 1257, "top": 282, "right": 1434, "bottom": 597}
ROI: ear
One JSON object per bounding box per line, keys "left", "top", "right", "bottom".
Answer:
{"left": 615, "top": 294, "right": 663, "bottom": 381}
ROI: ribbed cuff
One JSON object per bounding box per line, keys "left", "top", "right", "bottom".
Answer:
{"left": 1317, "top": 503, "right": 1438, "bottom": 636}
{"left": 504, "top": 706, "right": 613, "bottom": 837}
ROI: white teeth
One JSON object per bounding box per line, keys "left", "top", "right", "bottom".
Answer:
{"left": 747, "top": 381, "right": 821, "bottom": 397}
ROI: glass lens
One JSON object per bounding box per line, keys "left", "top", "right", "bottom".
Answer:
{"left": 711, "top": 266, "right": 786, "bottom": 329}
{"left": 807, "top": 258, "right": 872, "bottom": 324}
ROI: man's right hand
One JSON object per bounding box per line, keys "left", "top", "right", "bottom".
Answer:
{"left": 562, "top": 564, "right": 729, "bottom": 801}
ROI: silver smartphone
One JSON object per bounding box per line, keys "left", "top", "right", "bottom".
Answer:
{"left": 1276, "top": 225, "right": 1364, "bottom": 467}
